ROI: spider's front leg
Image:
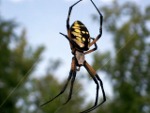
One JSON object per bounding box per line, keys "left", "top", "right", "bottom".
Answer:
{"left": 66, "top": 0, "right": 83, "bottom": 30}
{"left": 80, "top": 61, "right": 106, "bottom": 113}
{"left": 40, "top": 57, "right": 77, "bottom": 107}
{"left": 88, "top": 0, "right": 103, "bottom": 47}
{"left": 84, "top": 38, "right": 97, "bottom": 55}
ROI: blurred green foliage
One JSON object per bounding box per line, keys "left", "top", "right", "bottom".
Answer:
{"left": 0, "top": 18, "right": 44, "bottom": 113}
{"left": 92, "top": 1, "right": 150, "bottom": 113}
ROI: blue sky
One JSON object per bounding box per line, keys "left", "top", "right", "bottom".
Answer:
{"left": 1, "top": 0, "right": 149, "bottom": 102}
{"left": 1, "top": 0, "right": 114, "bottom": 78}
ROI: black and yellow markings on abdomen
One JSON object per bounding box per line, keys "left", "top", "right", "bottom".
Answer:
{"left": 71, "top": 21, "right": 89, "bottom": 43}
{"left": 70, "top": 21, "right": 91, "bottom": 49}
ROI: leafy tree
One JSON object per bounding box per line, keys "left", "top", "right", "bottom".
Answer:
{"left": 91, "top": 1, "right": 150, "bottom": 113}
{"left": 0, "top": 17, "right": 44, "bottom": 113}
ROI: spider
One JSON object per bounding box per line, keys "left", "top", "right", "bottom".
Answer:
{"left": 41, "top": 0, "right": 106, "bottom": 112}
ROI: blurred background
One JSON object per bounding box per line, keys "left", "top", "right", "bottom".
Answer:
{"left": 0, "top": 0, "right": 150, "bottom": 113}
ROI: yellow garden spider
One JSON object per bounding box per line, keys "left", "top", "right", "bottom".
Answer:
{"left": 41, "top": 0, "right": 106, "bottom": 112}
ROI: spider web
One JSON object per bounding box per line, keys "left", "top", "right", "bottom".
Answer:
{"left": 0, "top": 57, "right": 41, "bottom": 108}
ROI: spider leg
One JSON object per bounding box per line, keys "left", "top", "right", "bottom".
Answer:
{"left": 84, "top": 38, "right": 97, "bottom": 55}
{"left": 82, "top": 74, "right": 106, "bottom": 113}
{"left": 63, "top": 57, "right": 77, "bottom": 104}
{"left": 63, "top": 71, "right": 76, "bottom": 104}
{"left": 59, "top": 32, "right": 76, "bottom": 54}
{"left": 59, "top": 32, "right": 74, "bottom": 45}
{"left": 89, "top": 0, "right": 103, "bottom": 47}
{"left": 59, "top": 32, "right": 70, "bottom": 41}
{"left": 40, "top": 58, "right": 76, "bottom": 107}
{"left": 66, "top": 0, "right": 83, "bottom": 30}
{"left": 80, "top": 61, "right": 106, "bottom": 113}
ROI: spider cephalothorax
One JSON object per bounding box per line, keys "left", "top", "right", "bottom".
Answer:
{"left": 41, "top": 0, "right": 106, "bottom": 113}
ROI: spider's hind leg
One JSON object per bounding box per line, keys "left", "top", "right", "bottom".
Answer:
{"left": 40, "top": 71, "right": 73, "bottom": 107}
{"left": 63, "top": 57, "right": 77, "bottom": 104}
{"left": 63, "top": 71, "right": 76, "bottom": 105}
{"left": 81, "top": 61, "right": 106, "bottom": 113}
{"left": 40, "top": 57, "right": 76, "bottom": 107}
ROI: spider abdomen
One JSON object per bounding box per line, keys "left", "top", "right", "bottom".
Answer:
{"left": 70, "top": 20, "right": 90, "bottom": 51}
